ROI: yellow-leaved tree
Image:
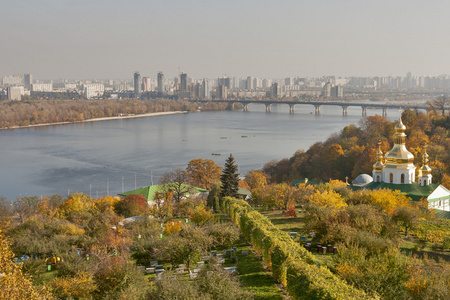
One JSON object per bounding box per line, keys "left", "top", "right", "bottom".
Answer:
{"left": 357, "top": 188, "right": 410, "bottom": 214}
{"left": 308, "top": 190, "right": 347, "bottom": 209}
{"left": 245, "top": 170, "right": 269, "bottom": 191}
{"left": 0, "top": 231, "right": 54, "bottom": 299}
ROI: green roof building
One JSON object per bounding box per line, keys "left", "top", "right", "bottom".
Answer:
{"left": 119, "top": 183, "right": 208, "bottom": 204}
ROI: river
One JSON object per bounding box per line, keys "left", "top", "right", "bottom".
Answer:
{"left": 0, "top": 103, "right": 398, "bottom": 200}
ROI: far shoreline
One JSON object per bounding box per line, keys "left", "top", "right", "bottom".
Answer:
{"left": 0, "top": 111, "right": 189, "bottom": 130}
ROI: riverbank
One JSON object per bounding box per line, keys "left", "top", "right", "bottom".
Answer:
{"left": 1, "top": 111, "right": 188, "bottom": 130}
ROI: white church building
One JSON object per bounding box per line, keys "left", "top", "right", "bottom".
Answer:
{"left": 368, "top": 117, "right": 450, "bottom": 213}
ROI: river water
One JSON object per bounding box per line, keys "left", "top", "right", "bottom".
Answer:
{"left": 0, "top": 103, "right": 397, "bottom": 200}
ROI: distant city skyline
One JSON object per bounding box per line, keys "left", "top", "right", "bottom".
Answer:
{"left": 2, "top": 0, "right": 450, "bottom": 79}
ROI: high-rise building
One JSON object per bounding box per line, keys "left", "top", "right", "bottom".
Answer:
{"left": 285, "top": 77, "right": 293, "bottom": 86}
{"left": 216, "top": 84, "right": 227, "bottom": 99}
{"left": 157, "top": 72, "right": 164, "bottom": 96}
{"left": 270, "top": 83, "right": 281, "bottom": 98}
{"left": 218, "top": 77, "right": 231, "bottom": 89}
{"left": 334, "top": 86, "right": 343, "bottom": 98}
{"left": 134, "top": 72, "right": 141, "bottom": 97}
{"left": 262, "top": 78, "right": 272, "bottom": 88}
{"left": 7, "top": 86, "right": 24, "bottom": 100}
{"left": 323, "top": 82, "right": 332, "bottom": 97}
{"left": 246, "top": 76, "right": 254, "bottom": 90}
{"left": 24, "top": 74, "right": 32, "bottom": 88}
{"left": 31, "top": 83, "right": 53, "bottom": 92}
{"left": 2, "top": 75, "right": 23, "bottom": 86}
{"left": 83, "top": 84, "right": 105, "bottom": 99}
{"left": 180, "top": 73, "right": 187, "bottom": 91}
{"left": 201, "top": 78, "right": 209, "bottom": 99}
{"left": 142, "top": 77, "right": 151, "bottom": 92}
{"left": 254, "top": 78, "right": 262, "bottom": 89}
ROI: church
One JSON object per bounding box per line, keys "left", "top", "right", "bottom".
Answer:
{"left": 372, "top": 117, "right": 432, "bottom": 186}
{"left": 292, "top": 117, "right": 450, "bottom": 216}
{"left": 365, "top": 117, "right": 450, "bottom": 214}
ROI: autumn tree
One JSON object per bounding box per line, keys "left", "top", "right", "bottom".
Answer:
{"left": 220, "top": 154, "right": 240, "bottom": 198}
{"left": 393, "top": 206, "right": 419, "bottom": 237}
{"left": 114, "top": 194, "right": 149, "bottom": 218}
{"left": 186, "top": 158, "right": 222, "bottom": 190}
{"left": 160, "top": 168, "right": 196, "bottom": 204}
{"left": 428, "top": 96, "right": 449, "bottom": 116}
{"left": 0, "top": 231, "right": 53, "bottom": 299}
{"left": 244, "top": 170, "right": 269, "bottom": 191}
{"left": 0, "top": 196, "right": 13, "bottom": 230}
{"left": 58, "top": 192, "right": 94, "bottom": 224}
{"left": 156, "top": 224, "right": 213, "bottom": 272}
{"left": 308, "top": 189, "right": 347, "bottom": 209}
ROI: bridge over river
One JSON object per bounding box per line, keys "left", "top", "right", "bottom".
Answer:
{"left": 191, "top": 99, "right": 435, "bottom": 117}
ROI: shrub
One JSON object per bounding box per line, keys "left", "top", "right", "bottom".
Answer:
{"left": 114, "top": 194, "right": 149, "bottom": 218}
{"left": 221, "top": 197, "right": 372, "bottom": 300}
{"left": 164, "top": 221, "right": 183, "bottom": 235}
{"left": 205, "top": 222, "right": 240, "bottom": 249}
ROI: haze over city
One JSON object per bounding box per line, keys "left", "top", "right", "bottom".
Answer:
{"left": 2, "top": 0, "right": 450, "bottom": 80}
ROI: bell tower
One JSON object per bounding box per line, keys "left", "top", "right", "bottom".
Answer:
{"left": 372, "top": 142, "right": 384, "bottom": 182}
{"left": 418, "top": 146, "right": 432, "bottom": 186}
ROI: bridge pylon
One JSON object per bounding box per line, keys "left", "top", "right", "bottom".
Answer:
{"left": 362, "top": 106, "right": 367, "bottom": 117}
{"left": 289, "top": 104, "right": 295, "bottom": 114}
{"left": 265, "top": 103, "right": 271, "bottom": 113}
{"left": 314, "top": 105, "right": 321, "bottom": 115}
{"left": 342, "top": 106, "right": 349, "bottom": 116}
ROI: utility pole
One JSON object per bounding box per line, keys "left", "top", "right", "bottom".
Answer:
{"left": 90, "top": 184, "right": 92, "bottom": 198}
{"left": 107, "top": 180, "right": 109, "bottom": 196}
{"left": 122, "top": 176, "right": 124, "bottom": 193}
{"left": 135, "top": 172, "right": 137, "bottom": 189}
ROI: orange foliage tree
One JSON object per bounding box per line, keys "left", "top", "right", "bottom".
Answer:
{"left": 186, "top": 158, "right": 222, "bottom": 190}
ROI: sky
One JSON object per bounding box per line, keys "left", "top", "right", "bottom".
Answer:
{"left": 1, "top": 0, "right": 450, "bottom": 80}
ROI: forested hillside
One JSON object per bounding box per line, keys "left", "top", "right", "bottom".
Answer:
{"left": 262, "top": 110, "right": 450, "bottom": 188}
{"left": 0, "top": 99, "right": 228, "bottom": 128}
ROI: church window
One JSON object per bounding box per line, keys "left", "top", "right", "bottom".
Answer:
{"left": 377, "top": 175, "right": 380, "bottom": 182}
{"left": 401, "top": 174, "right": 405, "bottom": 184}
{"left": 390, "top": 173, "right": 393, "bottom": 183}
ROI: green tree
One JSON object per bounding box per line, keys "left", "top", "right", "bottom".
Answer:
{"left": 220, "top": 154, "right": 240, "bottom": 198}
{"left": 393, "top": 206, "right": 419, "bottom": 237}
{"left": 156, "top": 224, "right": 213, "bottom": 272}
{"left": 160, "top": 168, "right": 196, "bottom": 204}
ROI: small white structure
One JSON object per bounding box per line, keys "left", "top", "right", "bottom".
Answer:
{"left": 428, "top": 185, "right": 450, "bottom": 212}
{"left": 353, "top": 174, "right": 373, "bottom": 186}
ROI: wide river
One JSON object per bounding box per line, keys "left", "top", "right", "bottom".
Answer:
{"left": 0, "top": 103, "right": 398, "bottom": 200}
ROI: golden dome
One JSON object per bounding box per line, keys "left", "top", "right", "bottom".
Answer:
{"left": 419, "top": 147, "right": 432, "bottom": 175}
{"left": 384, "top": 117, "right": 415, "bottom": 166}
{"left": 395, "top": 118, "right": 406, "bottom": 131}
{"left": 373, "top": 142, "right": 385, "bottom": 171}
{"left": 384, "top": 144, "right": 415, "bottom": 164}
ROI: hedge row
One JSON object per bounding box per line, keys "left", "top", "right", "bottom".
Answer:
{"left": 221, "top": 197, "right": 376, "bottom": 300}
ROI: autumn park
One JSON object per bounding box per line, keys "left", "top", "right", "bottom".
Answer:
{"left": 1, "top": 102, "right": 450, "bottom": 300}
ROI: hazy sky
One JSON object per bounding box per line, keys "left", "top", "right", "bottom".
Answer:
{"left": 1, "top": 0, "right": 450, "bottom": 80}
